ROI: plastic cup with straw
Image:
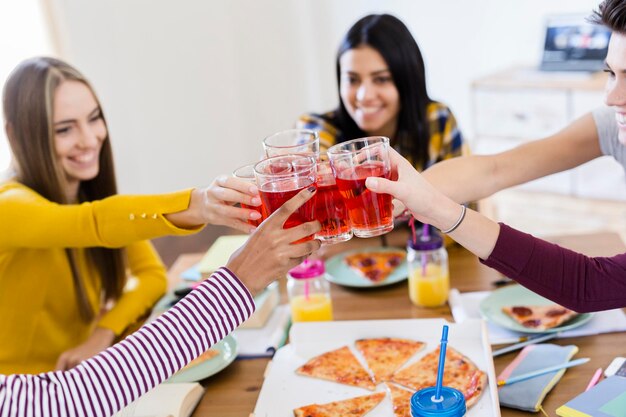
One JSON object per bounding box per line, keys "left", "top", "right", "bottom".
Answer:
{"left": 410, "top": 325, "right": 467, "bottom": 417}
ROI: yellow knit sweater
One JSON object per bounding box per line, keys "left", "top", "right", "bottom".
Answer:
{"left": 0, "top": 181, "right": 199, "bottom": 373}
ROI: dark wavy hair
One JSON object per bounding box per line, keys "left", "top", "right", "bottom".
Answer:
{"left": 3, "top": 57, "right": 127, "bottom": 322}
{"left": 590, "top": 0, "right": 626, "bottom": 34}
{"left": 332, "top": 14, "right": 432, "bottom": 168}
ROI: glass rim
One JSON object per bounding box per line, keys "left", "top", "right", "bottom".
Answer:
{"left": 326, "top": 136, "right": 389, "bottom": 155}
{"left": 232, "top": 162, "right": 257, "bottom": 179}
{"left": 253, "top": 154, "right": 317, "bottom": 178}
{"left": 262, "top": 128, "right": 319, "bottom": 149}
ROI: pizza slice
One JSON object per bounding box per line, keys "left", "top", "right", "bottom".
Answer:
{"left": 296, "top": 346, "right": 376, "bottom": 390}
{"left": 344, "top": 250, "right": 406, "bottom": 283}
{"left": 293, "top": 392, "right": 386, "bottom": 417}
{"left": 502, "top": 305, "right": 579, "bottom": 331}
{"left": 386, "top": 383, "right": 415, "bottom": 417}
{"left": 355, "top": 338, "right": 425, "bottom": 383}
{"left": 390, "top": 346, "right": 487, "bottom": 409}
{"left": 179, "top": 348, "right": 220, "bottom": 372}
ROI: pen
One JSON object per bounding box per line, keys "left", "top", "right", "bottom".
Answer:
{"left": 492, "top": 332, "right": 560, "bottom": 357}
{"left": 584, "top": 367, "right": 603, "bottom": 392}
{"left": 497, "top": 358, "right": 590, "bottom": 387}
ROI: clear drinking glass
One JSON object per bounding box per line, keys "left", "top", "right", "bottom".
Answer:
{"left": 263, "top": 129, "right": 320, "bottom": 158}
{"left": 232, "top": 163, "right": 267, "bottom": 227}
{"left": 254, "top": 154, "right": 317, "bottom": 242}
{"left": 327, "top": 136, "right": 393, "bottom": 238}
{"left": 314, "top": 154, "right": 352, "bottom": 244}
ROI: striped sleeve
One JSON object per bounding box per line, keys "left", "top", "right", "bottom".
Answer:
{"left": 0, "top": 267, "right": 255, "bottom": 417}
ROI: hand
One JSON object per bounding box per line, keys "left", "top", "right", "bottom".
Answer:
{"left": 364, "top": 148, "right": 458, "bottom": 228}
{"left": 55, "top": 327, "right": 115, "bottom": 370}
{"left": 226, "top": 186, "right": 322, "bottom": 295}
{"left": 166, "top": 176, "right": 262, "bottom": 232}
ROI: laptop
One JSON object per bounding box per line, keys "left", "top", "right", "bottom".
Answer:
{"left": 540, "top": 14, "right": 611, "bottom": 72}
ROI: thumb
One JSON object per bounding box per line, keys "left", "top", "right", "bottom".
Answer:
{"left": 365, "top": 176, "right": 401, "bottom": 198}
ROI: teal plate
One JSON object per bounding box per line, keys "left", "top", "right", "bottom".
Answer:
{"left": 166, "top": 334, "right": 238, "bottom": 383}
{"left": 479, "top": 285, "right": 593, "bottom": 334}
{"left": 325, "top": 247, "right": 408, "bottom": 288}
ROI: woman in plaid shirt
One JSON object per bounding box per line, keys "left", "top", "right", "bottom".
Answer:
{"left": 298, "top": 14, "right": 468, "bottom": 171}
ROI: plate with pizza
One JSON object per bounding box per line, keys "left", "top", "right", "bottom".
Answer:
{"left": 325, "top": 247, "right": 408, "bottom": 287}
{"left": 166, "top": 334, "right": 238, "bottom": 383}
{"left": 253, "top": 318, "right": 500, "bottom": 417}
{"left": 479, "top": 285, "right": 592, "bottom": 334}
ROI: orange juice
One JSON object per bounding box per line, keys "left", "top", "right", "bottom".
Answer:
{"left": 290, "top": 294, "right": 333, "bottom": 322}
{"left": 408, "top": 263, "right": 449, "bottom": 307}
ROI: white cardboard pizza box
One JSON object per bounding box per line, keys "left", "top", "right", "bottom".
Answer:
{"left": 252, "top": 318, "right": 500, "bottom": 417}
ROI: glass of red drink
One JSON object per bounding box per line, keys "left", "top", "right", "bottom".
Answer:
{"left": 314, "top": 155, "right": 352, "bottom": 244}
{"left": 327, "top": 136, "right": 393, "bottom": 238}
{"left": 254, "top": 155, "right": 318, "bottom": 242}
{"left": 232, "top": 163, "right": 268, "bottom": 228}
{"left": 263, "top": 129, "right": 319, "bottom": 158}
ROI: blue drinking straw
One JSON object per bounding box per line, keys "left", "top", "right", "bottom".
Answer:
{"left": 434, "top": 325, "right": 449, "bottom": 402}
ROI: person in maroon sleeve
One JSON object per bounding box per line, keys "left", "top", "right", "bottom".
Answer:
{"left": 364, "top": 0, "right": 626, "bottom": 313}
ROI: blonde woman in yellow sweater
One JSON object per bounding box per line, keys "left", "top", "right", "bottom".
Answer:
{"left": 0, "top": 57, "right": 296, "bottom": 373}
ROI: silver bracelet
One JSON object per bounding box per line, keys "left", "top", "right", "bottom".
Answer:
{"left": 440, "top": 205, "right": 467, "bottom": 234}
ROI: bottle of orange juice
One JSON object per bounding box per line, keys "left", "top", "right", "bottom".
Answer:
{"left": 287, "top": 260, "right": 333, "bottom": 322}
{"left": 407, "top": 225, "right": 449, "bottom": 308}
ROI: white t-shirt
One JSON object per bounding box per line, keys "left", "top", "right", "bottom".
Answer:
{"left": 593, "top": 106, "right": 626, "bottom": 172}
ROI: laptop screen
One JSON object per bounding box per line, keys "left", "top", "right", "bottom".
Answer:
{"left": 540, "top": 14, "right": 611, "bottom": 72}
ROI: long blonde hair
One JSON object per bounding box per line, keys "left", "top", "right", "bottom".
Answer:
{"left": 2, "top": 57, "right": 126, "bottom": 322}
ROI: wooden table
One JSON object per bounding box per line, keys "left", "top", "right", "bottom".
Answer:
{"left": 166, "top": 230, "right": 626, "bottom": 417}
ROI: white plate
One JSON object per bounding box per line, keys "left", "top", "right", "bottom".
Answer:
{"left": 252, "top": 319, "right": 500, "bottom": 417}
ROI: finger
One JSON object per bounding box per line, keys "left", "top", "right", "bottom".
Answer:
{"left": 281, "top": 220, "right": 322, "bottom": 243}
{"left": 217, "top": 175, "right": 260, "bottom": 196}
{"left": 55, "top": 354, "right": 68, "bottom": 371}
{"left": 365, "top": 176, "right": 403, "bottom": 199}
{"left": 266, "top": 186, "right": 317, "bottom": 226}
{"left": 212, "top": 203, "right": 262, "bottom": 222}
{"left": 287, "top": 238, "right": 322, "bottom": 259}
{"left": 209, "top": 185, "right": 262, "bottom": 207}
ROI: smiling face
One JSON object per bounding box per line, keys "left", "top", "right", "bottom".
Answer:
{"left": 53, "top": 80, "right": 107, "bottom": 198}
{"left": 604, "top": 33, "right": 626, "bottom": 145}
{"left": 339, "top": 45, "right": 400, "bottom": 138}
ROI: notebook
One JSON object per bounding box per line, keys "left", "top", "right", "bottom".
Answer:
{"left": 112, "top": 382, "right": 204, "bottom": 417}
{"left": 556, "top": 375, "right": 626, "bottom": 417}
{"left": 198, "top": 235, "right": 249, "bottom": 278}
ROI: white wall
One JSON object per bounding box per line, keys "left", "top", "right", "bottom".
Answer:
{"left": 39, "top": 0, "right": 600, "bottom": 193}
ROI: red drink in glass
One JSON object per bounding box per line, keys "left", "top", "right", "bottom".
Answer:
{"left": 314, "top": 157, "right": 352, "bottom": 244}
{"left": 258, "top": 178, "right": 316, "bottom": 242}
{"left": 335, "top": 163, "right": 393, "bottom": 237}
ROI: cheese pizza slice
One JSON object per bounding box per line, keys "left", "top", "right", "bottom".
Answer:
{"left": 293, "top": 392, "right": 386, "bottom": 417}
{"left": 390, "top": 346, "right": 487, "bottom": 409}
{"left": 502, "top": 305, "right": 579, "bottom": 331}
{"left": 296, "top": 346, "right": 376, "bottom": 390}
{"left": 344, "top": 250, "right": 405, "bottom": 283}
{"left": 386, "top": 383, "right": 415, "bottom": 417}
{"left": 355, "top": 338, "right": 425, "bottom": 383}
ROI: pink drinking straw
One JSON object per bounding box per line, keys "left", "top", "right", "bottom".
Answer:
{"left": 421, "top": 225, "right": 430, "bottom": 276}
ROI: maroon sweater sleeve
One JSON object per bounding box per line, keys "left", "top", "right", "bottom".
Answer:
{"left": 481, "top": 223, "right": 626, "bottom": 312}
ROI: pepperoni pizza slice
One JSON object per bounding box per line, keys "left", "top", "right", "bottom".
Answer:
{"left": 355, "top": 338, "right": 425, "bottom": 383}
{"left": 344, "top": 250, "right": 405, "bottom": 283}
{"left": 390, "top": 346, "right": 487, "bottom": 409}
{"left": 293, "top": 392, "right": 386, "bottom": 417}
{"left": 502, "top": 305, "right": 579, "bottom": 331}
{"left": 296, "top": 346, "right": 377, "bottom": 390}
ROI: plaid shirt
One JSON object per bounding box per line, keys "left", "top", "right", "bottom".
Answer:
{"left": 297, "top": 101, "right": 468, "bottom": 171}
